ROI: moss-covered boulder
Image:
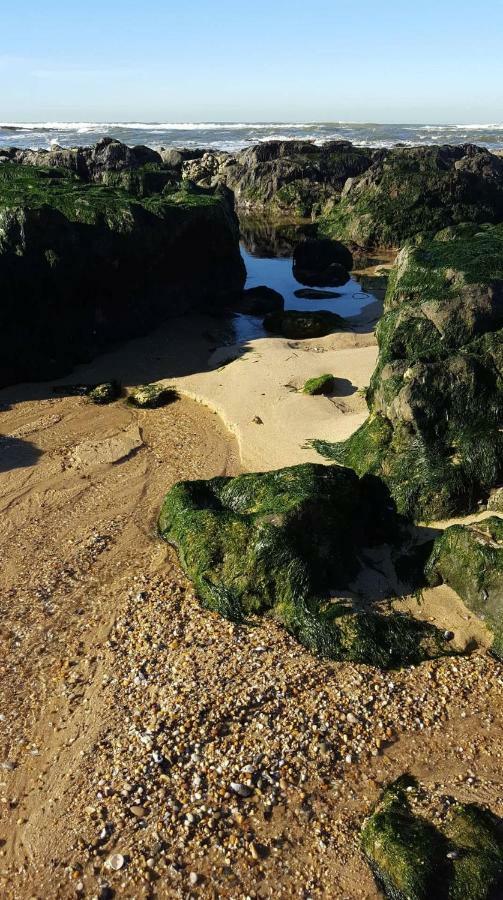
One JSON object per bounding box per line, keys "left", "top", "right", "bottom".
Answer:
{"left": 320, "top": 144, "right": 503, "bottom": 248}
{"left": 362, "top": 775, "right": 503, "bottom": 900}
{"left": 302, "top": 374, "right": 335, "bottom": 395}
{"left": 158, "top": 463, "right": 451, "bottom": 667}
{"left": 293, "top": 238, "right": 352, "bottom": 287}
{"left": 0, "top": 164, "right": 245, "bottom": 387}
{"left": 128, "top": 383, "right": 178, "bottom": 409}
{"left": 263, "top": 309, "right": 346, "bottom": 339}
{"left": 312, "top": 224, "right": 503, "bottom": 520}
{"left": 425, "top": 518, "right": 503, "bottom": 658}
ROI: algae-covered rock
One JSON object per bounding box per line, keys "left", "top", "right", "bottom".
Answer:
{"left": 488, "top": 488, "right": 503, "bottom": 512}
{"left": 312, "top": 224, "right": 503, "bottom": 520}
{"left": 362, "top": 776, "right": 503, "bottom": 900}
{"left": 158, "top": 464, "right": 451, "bottom": 667}
{"left": 87, "top": 382, "right": 121, "bottom": 405}
{"left": 128, "top": 383, "right": 178, "bottom": 409}
{"left": 320, "top": 144, "right": 503, "bottom": 248}
{"left": 302, "top": 374, "right": 335, "bottom": 395}
{"left": 0, "top": 164, "right": 245, "bottom": 386}
{"left": 182, "top": 140, "right": 373, "bottom": 217}
{"left": 263, "top": 309, "right": 346, "bottom": 339}
{"left": 425, "top": 518, "right": 503, "bottom": 658}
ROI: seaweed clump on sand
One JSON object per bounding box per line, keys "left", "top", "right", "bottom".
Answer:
{"left": 128, "top": 383, "right": 178, "bottom": 409}
{"left": 311, "top": 224, "right": 503, "bottom": 521}
{"left": 425, "top": 517, "right": 503, "bottom": 659}
{"left": 362, "top": 775, "right": 503, "bottom": 900}
{"left": 158, "top": 463, "right": 452, "bottom": 667}
{"left": 302, "top": 374, "right": 335, "bottom": 395}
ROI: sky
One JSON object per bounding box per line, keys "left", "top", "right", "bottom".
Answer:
{"left": 2, "top": 0, "right": 503, "bottom": 123}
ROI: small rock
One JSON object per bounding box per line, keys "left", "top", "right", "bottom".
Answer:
{"left": 189, "top": 871, "right": 199, "bottom": 885}
{"left": 130, "top": 805, "right": 148, "bottom": 818}
{"left": 252, "top": 416, "right": 263, "bottom": 425}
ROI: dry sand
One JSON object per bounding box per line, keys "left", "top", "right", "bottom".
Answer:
{"left": 0, "top": 311, "right": 502, "bottom": 899}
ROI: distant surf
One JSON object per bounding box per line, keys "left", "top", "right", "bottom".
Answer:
{"left": 2, "top": 121, "right": 503, "bottom": 152}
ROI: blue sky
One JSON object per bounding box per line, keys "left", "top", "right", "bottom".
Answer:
{"left": 2, "top": 0, "right": 502, "bottom": 123}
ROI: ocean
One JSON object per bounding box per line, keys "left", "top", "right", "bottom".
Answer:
{"left": 2, "top": 121, "right": 503, "bottom": 152}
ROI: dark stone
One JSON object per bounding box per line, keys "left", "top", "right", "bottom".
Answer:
{"left": 236, "top": 285, "right": 284, "bottom": 315}
{"left": 263, "top": 309, "right": 346, "bottom": 339}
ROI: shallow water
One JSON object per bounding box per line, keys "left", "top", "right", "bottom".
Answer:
{"left": 232, "top": 242, "right": 378, "bottom": 344}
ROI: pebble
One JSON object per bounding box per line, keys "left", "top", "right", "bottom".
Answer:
{"left": 105, "top": 853, "right": 125, "bottom": 871}
{"left": 230, "top": 782, "right": 254, "bottom": 798}
{"left": 189, "top": 871, "right": 199, "bottom": 885}
{"left": 129, "top": 805, "right": 147, "bottom": 818}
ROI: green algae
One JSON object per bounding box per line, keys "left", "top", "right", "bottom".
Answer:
{"left": 87, "top": 382, "right": 121, "bottom": 405}
{"left": 302, "top": 374, "right": 335, "bottom": 395}
{"left": 425, "top": 517, "right": 503, "bottom": 658}
{"left": 158, "top": 463, "right": 451, "bottom": 667}
{"left": 263, "top": 309, "right": 346, "bottom": 339}
{"left": 362, "top": 776, "right": 503, "bottom": 900}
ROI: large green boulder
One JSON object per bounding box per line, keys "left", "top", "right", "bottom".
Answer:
{"left": 425, "top": 517, "right": 503, "bottom": 658}
{"left": 312, "top": 224, "right": 503, "bottom": 520}
{"left": 158, "top": 463, "right": 451, "bottom": 667}
{"left": 0, "top": 164, "right": 245, "bottom": 386}
{"left": 362, "top": 776, "right": 503, "bottom": 900}
{"left": 320, "top": 144, "right": 503, "bottom": 248}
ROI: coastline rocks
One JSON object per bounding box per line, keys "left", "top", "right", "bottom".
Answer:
{"left": 87, "top": 382, "right": 121, "bottom": 405}
{"left": 235, "top": 285, "right": 284, "bottom": 315}
{"left": 158, "top": 463, "right": 450, "bottom": 666}
{"left": 182, "top": 140, "right": 374, "bottom": 217}
{"left": 0, "top": 164, "right": 245, "bottom": 386}
{"left": 320, "top": 144, "right": 503, "bottom": 247}
{"left": 293, "top": 238, "right": 352, "bottom": 287}
{"left": 425, "top": 518, "right": 503, "bottom": 659}
{"left": 263, "top": 309, "right": 346, "bottom": 339}
{"left": 362, "top": 775, "right": 503, "bottom": 900}
{"left": 312, "top": 223, "right": 503, "bottom": 520}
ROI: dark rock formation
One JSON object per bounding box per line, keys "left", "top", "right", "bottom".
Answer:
{"left": 158, "top": 463, "right": 450, "bottom": 666}
{"left": 293, "top": 238, "right": 352, "bottom": 286}
{"left": 0, "top": 164, "right": 245, "bottom": 386}
{"left": 128, "top": 383, "right": 178, "bottom": 408}
{"left": 235, "top": 286, "right": 284, "bottom": 315}
{"left": 311, "top": 223, "right": 503, "bottom": 520}
{"left": 362, "top": 775, "right": 503, "bottom": 900}
{"left": 321, "top": 144, "right": 503, "bottom": 247}
{"left": 263, "top": 309, "right": 346, "bottom": 339}
{"left": 426, "top": 517, "right": 503, "bottom": 658}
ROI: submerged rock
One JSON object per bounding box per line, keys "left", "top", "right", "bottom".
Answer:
{"left": 294, "top": 288, "right": 342, "bottom": 300}
{"left": 362, "top": 775, "right": 503, "bottom": 900}
{"left": 0, "top": 164, "right": 245, "bottom": 386}
{"left": 263, "top": 309, "right": 346, "bottom": 339}
{"left": 236, "top": 285, "right": 284, "bottom": 315}
{"left": 158, "top": 463, "right": 451, "bottom": 667}
{"left": 425, "top": 518, "right": 503, "bottom": 659}
{"left": 293, "top": 238, "right": 353, "bottom": 288}
{"left": 312, "top": 224, "right": 503, "bottom": 520}
{"left": 128, "top": 383, "right": 178, "bottom": 409}
{"left": 302, "top": 374, "right": 335, "bottom": 395}
{"left": 320, "top": 144, "right": 503, "bottom": 247}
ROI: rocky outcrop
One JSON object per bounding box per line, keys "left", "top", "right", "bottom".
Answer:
{"left": 362, "top": 775, "right": 503, "bottom": 900}
{"left": 158, "top": 463, "right": 450, "bottom": 667}
{"left": 426, "top": 518, "right": 503, "bottom": 658}
{"left": 312, "top": 223, "right": 503, "bottom": 520}
{"left": 0, "top": 164, "right": 245, "bottom": 386}
{"left": 320, "top": 144, "right": 503, "bottom": 247}
{"left": 182, "top": 140, "right": 374, "bottom": 217}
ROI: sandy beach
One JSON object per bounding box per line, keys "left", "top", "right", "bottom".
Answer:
{"left": 0, "top": 302, "right": 502, "bottom": 898}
